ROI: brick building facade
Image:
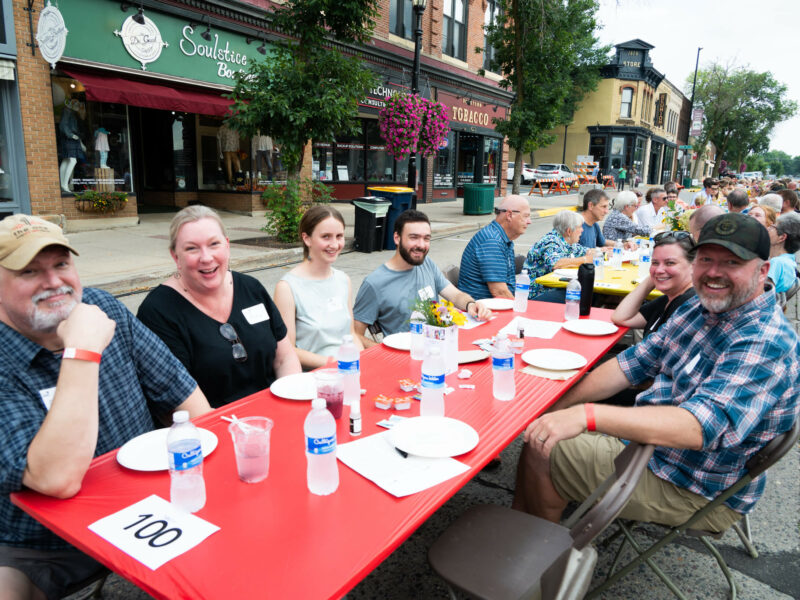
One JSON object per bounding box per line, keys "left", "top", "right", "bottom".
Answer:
{"left": 7, "top": 0, "right": 511, "bottom": 230}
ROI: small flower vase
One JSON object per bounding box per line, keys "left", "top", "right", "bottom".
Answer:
{"left": 423, "top": 324, "right": 458, "bottom": 375}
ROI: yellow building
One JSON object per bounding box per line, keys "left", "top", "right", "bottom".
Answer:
{"left": 521, "top": 40, "right": 691, "bottom": 185}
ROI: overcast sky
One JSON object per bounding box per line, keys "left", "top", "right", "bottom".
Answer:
{"left": 594, "top": 0, "right": 799, "bottom": 157}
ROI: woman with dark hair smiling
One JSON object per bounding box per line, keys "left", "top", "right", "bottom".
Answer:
{"left": 274, "top": 205, "right": 362, "bottom": 369}
{"left": 138, "top": 205, "right": 301, "bottom": 408}
{"left": 612, "top": 231, "right": 695, "bottom": 338}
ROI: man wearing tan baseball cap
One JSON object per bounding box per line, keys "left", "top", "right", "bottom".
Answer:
{"left": 0, "top": 214, "right": 211, "bottom": 599}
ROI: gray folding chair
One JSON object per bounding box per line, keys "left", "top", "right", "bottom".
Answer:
{"left": 588, "top": 418, "right": 800, "bottom": 600}
{"left": 61, "top": 568, "right": 109, "bottom": 599}
{"left": 443, "top": 264, "right": 460, "bottom": 286}
{"left": 428, "top": 441, "right": 655, "bottom": 600}
{"left": 514, "top": 254, "right": 526, "bottom": 275}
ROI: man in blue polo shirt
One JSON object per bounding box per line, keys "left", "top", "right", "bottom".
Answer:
{"left": 458, "top": 195, "right": 531, "bottom": 299}
{"left": 513, "top": 213, "right": 799, "bottom": 532}
{"left": 0, "top": 215, "right": 211, "bottom": 599}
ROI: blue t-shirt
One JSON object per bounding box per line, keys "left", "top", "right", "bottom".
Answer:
{"left": 579, "top": 221, "right": 606, "bottom": 248}
{"left": 767, "top": 253, "right": 797, "bottom": 293}
{"left": 458, "top": 221, "right": 515, "bottom": 299}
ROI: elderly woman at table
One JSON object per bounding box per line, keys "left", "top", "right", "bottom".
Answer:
{"left": 138, "top": 206, "right": 301, "bottom": 408}
{"left": 602, "top": 191, "right": 651, "bottom": 241}
{"left": 523, "top": 210, "right": 595, "bottom": 301}
{"left": 766, "top": 212, "right": 800, "bottom": 294}
{"left": 612, "top": 231, "right": 695, "bottom": 338}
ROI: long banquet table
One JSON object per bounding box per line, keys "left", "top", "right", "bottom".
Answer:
{"left": 536, "top": 262, "right": 662, "bottom": 299}
{"left": 12, "top": 302, "right": 626, "bottom": 600}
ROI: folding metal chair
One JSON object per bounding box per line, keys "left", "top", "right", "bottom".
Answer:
{"left": 587, "top": 418, "right": 800, "bottom": 600}
{"left": 514, "top": 254, "right": 526, "bottom": 275}
{"left": 428, "top": 442, "right": 655, "bottom": 600}
{"left": 443, "top": 264, "right": 460, "bottom": 287}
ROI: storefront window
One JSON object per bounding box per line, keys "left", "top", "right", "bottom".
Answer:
{"left": 172, "top": 113, "right": 197, "bottom": 192}
{"left": 482, "top": 137, "right": 500, "bottom": 186}
{"left": 365, "top": 120, "right": 394, "bottom": 182}
{"left": 0, "top": 94, "right": 15, "bottom": 207}
{"left": 52, "top": 76, "right": 132, "bottom": 194}
{"left": 334, "top": 131, "right": 364, "bottom": 182}
{"left": 312, "top": 143, "right": 333, "bottom": 182}
{"left": 661, "top": 146, "right": 675, "bottom": 183}
{"left": 588, "top": 135, "right": 606, "bottom": 171}
{"left": 434, "top": 131, "right": 456, "bottom": 188}
{"left": 457, "top": 133, "right": 479, "bottom": 185}
{"left": 609, "top": 136, "right": 625, "bottom": 169}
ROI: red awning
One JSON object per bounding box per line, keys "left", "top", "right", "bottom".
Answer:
{"left": 61, "top": 68, "right": 234, "bottom": 117}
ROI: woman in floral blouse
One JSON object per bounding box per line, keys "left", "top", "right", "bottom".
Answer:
{"left": 603, "top": 191, "right": 651, "bottom": 241}
{"left": 523, "top": 211, "right": 596, "bottom": 299}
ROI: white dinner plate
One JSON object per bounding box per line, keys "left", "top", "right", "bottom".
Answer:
{"left": 561, "top": 319, "right": 619, "bottom": 336}
{"left": 269, "top": 372, "right": 317, "bottom": 401}
{"left": 390, "top": 416, "right": 479, "bottom": 458}
{"left": 479, "top": 298, "right": 515, "bottom": 311}
{"left": 117, "top": 428, "right": 218, "bottom": 472}
{"left": 521, "top": 348, "right": 587, "bottom": 371}
{"left": 458, "top": 349, "right": 490, "bottom": 364}
{"left": 553, "top": 269, "right": 579, "bottom": 279}
{"left": 382, "top": 332, "right": 412, "bottom": 351}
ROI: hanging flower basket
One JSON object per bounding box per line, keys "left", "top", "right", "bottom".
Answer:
{"left": 379, "top": 93, "right": 450, "bottom": 161}
{"left": 74, "top": 191, "right": 128, "bottom": 214}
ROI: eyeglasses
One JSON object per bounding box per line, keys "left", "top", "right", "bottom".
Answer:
{"left": 219, "top": 323, "right": 248, "bottom": 363}
{"left": 495, "top": 208, "right": 531, "bottom": 219}
{"left": 654, "top": 231, "right": 693, "bottom": 243}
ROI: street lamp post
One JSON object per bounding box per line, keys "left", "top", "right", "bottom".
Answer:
{"left": 407, "top": 0, "right": 427, "bottom": 209}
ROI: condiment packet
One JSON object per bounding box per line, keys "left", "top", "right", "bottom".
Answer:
{"left": 457, "top": 369, "right": 472, "bottom": 379}
{"left": 458, "top": 384, "right": 475, "bottom": 390}
{"left": 376, "top": 415, "right": 409, "bottom": 429}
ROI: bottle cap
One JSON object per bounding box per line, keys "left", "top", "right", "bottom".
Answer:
{"left": 342, "top": 334, "right": 353, "bottom": 344}
{"left": 173, "top": 410, "right": 189, "bottom": 423}
{"left": 312, "top": 397, "right": 326, "bottom": 409}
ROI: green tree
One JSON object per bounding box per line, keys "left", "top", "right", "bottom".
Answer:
{"left": 689, "top": 63, "right": 797, "bottom": 177}
{"left": 225, "top": 0, "right": 379, "bottom": 178}
{"left": 481, "top": 0, "right": 609, "bottom": 193}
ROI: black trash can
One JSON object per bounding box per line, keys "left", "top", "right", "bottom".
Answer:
{"left": 463, "top": 183, "right": 496, "bottom": 215}
{"left": 352, "top": 197, "right": 391, "bottom": 253}
{"left": 367, "top": 186, "right": 414, "bottom": 250}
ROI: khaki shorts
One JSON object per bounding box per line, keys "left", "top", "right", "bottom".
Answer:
{"left": 550, "top": 433, "right": 742, "bottom": 533}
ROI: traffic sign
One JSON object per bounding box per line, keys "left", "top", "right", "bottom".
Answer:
{"left": 679, "top": 145, "right": 693, "bottom": 150}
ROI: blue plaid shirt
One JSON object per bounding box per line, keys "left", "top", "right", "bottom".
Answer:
{"left": 0, "top": 288, "right": 197, "bottom": 550}
{"left": 618, "top": 291, "right": 800, "bottom": 514}
{"left": 458, "top": 221, "right": 516, "bottom": 299}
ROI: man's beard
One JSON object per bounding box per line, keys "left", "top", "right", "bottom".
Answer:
{"left": 697, "top": 269, "right": 761, "bottom": 313}
{"left": 27, "top": 286, "right": 80, "bottom": 332}
{"left": 398, "top": 242, "right": 428, "bottom": 266}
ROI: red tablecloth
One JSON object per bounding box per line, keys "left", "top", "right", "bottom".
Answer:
{"left": 12, "top": 303, "right": 625, "bottom": 600}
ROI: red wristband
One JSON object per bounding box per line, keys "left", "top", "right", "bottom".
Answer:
{"left": 585, "top": 403, "right": 596, "bottom": 432}
{"left": 62, "top": 348, "right": 102, "bottom": 364}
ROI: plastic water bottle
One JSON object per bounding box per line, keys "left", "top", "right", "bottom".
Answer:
{"left": 514, "top": 270, "right": 530, "bottom": 312}
{"left": 492, "top": 346, "right": 515, "bottom": 401}
{"left": 612, "top": 239, "right": 623, "bottom": 269}
{"left": 337, "top": 335, "right": 360, "bottom": 407}
{"left": 305, "top": 397, "right": 339, "bottom": 495}
{"left": 565, "top": 279, "right": 581, "bottom": 321}
{"left": 638, "top": 243, "right": 651, "bottom": 279}
{"left": 420, "top": 346, "right": 445, "bottom": 417}
{"left": 167, "top": 411, "right": 206, "bottom": 513}
{"left": 593, "top": 251, "right": 604, "bottom": 280}
{"left": 409, "top": 312, "right": 426, "bottom": 361}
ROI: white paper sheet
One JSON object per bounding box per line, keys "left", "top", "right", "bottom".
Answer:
{"left": 497, "top": 317, "right": 562, "bottom": 339}
{"left": 88, "top": 495, "right": 220, "bottom": 570}
{"left": 337, "top": 431, "right": 469, "bottom": 497}
{"left": 459, "top": 313, "right": 493, "bottom": 329}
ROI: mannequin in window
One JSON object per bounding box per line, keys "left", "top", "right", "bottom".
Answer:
{"left": 94, "top": 127, "right": 110, "bottom": 169}
{"left": 217, "top": 123, "right": 241, "bottom": 185}
{"left": 252, "top": 132, "right": 273, "bottom": 180}
{"left": 58, "top": 99, "right": 86, "bottom": 193}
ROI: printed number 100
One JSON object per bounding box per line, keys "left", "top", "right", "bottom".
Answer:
{"left": 123, "top": 513, "right": 183, "bottom": 548}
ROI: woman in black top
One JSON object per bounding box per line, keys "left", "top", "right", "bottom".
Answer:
{"left": 137, "top": 206, "right": 301, "bottom": 408}
{"left": 612, "top": 231, "right": 695, "bottom": 338}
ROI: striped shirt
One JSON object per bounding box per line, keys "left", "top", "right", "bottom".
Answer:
{"left": 618, "top": 291, "right": 800, "bottom": 513}
{"left": 0, "top": 288, "right": 197, "bottom": 550}
{"left": 458, "top": 221, "right": 515, "bottom": 299}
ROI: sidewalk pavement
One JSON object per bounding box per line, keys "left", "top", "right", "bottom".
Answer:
{"left": 69, "top": 192, "right": 581, "bottom": 296}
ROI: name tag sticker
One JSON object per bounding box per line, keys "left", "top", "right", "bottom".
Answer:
{"left": 327, "top": 296, "right": 343, "bottom": 311}
{"left": 417, "top": 286, "right": 434, "bottom": 301}
{"left": 88, "top": 495, "right": 220, "bottom": 570}
{"left": 39, "top": 387, "right": 56, "bottom": 411}
{"left": 241, "top": 303, "right": 269, "bottom": 325}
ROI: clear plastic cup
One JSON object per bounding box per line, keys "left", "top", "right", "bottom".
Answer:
{"left": 314, "top": 368, "right": 344, "bottom": 419}
{"left": 228, "top": 416, "right": 273, "bottom": 483}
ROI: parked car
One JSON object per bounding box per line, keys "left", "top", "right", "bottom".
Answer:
{"left": 532, "top": 163, "right": 574, "bottom": 180}
{"left": 506, "top": 162, "right": 535, "bottom": 184}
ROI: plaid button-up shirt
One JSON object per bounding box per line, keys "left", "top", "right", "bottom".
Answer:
{"left": 0, "top": 288, "right": 197, "bottom": 550}
{"left": 618, "top": 291, "right": 800, "bottom": 513}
